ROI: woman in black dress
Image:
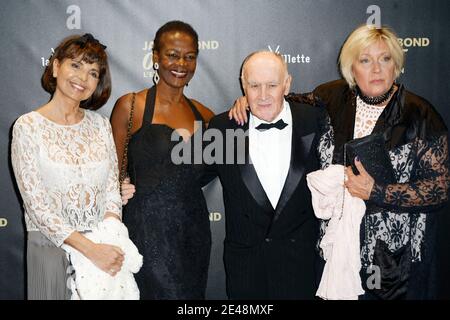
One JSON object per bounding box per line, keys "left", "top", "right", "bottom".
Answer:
{"left": 111, "top": 21, "right": 214, "bottom": 299}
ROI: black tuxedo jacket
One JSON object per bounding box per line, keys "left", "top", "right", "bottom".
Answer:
{"left": 205, "top": 101, "right": 324, "bottom": 299}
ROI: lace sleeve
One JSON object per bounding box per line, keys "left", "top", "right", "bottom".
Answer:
{"left": 370, "top": 134, "right": 449, "bottom": 212}
{"left": 286, "top": 92, "right": 335, "bottom": 169}
{"left": 286, "top": 91, "right": 317, "bottom": 106}
{"left": 317, "top": 110, "right": 335, "bottom": 169}
{"left": 103, "top": 119, "right": 122, "bottom": 218}
{"left": 11, "top": 117, "right": 75, "bottom": 246}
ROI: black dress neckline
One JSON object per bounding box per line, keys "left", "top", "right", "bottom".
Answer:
{"left": 143, "top": 86, "right": 205, "bottom": 140}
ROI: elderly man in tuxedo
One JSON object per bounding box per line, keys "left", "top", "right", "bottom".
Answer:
{"left": 206, "top": 51, "right": 324, "bottom": 299}
{"left": 121, "top": 51, "right": 324, "bottom": 299}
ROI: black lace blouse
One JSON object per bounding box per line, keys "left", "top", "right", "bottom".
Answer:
{"left": 287, "top": 79, "right": 449, "bottom": 299}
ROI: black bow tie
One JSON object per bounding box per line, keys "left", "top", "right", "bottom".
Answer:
{"left": 255, "top": 119, "right": 288, "bottom": 131}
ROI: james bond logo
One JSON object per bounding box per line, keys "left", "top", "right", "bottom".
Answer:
{"left": 209, "top": 212, "right": 222, "bottom": 222}
{"left": 142, "top": 41, "right": 155, "bottom": 79}
{"left": 267, "top": 45, "right": 311, "bottom": 64}
{"left": 398, "top": 37, "right": 430, "bottom": 52}
{"left": 0, "top": 218, "right": 7, "bottom": 228}
{"left": 198, "top": 40, "right": 219, "bottom": 50}
{"left": 142, "top": 40, "right": 220, "bottom": 78}
{"left": 142, "top": 40, "right": 219, "bottom": 51}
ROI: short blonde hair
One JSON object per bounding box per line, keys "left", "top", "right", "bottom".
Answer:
{"left": 339, "top": 24, "right": 404, "bottom": 88}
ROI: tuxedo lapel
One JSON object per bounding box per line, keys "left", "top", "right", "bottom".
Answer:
{"left": 238, "top": 114, "right": 274, "bottom": 214}
{"left": 273, "top": 105, "right": 316, "bottom": 222}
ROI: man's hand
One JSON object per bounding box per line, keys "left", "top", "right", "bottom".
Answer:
{"left": 121, "top": 177, "right": 136, "bottom": 206}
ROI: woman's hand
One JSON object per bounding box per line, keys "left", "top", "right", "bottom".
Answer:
{"left": 85, "top": 242, "right": 125, "bottom": 277}
{"left": 344, "top": 158, "right": 375, "bottom": 200}
{"left": 121, "top": 177, "right": 136, "bottom": 205}
{"left": 64, "top": 231, "right": 125, "bottom": 277}
{"left": 228, "top": 96, "right": 250, "bottom": 125}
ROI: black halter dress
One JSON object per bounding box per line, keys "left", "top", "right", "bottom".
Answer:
{"left": 123, "top": 86, "right": 211, "bottom": 299}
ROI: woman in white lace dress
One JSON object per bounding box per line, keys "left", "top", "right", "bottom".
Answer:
{"left": 11, "top": 34, "right": 124, "bottom": 300}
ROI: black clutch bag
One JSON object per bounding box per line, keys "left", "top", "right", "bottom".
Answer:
{"left": 345, "top": 133, "right": 396, "bottom": 184}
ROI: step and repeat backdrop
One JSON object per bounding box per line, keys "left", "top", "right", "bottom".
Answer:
{"left": 1, "top": 0, "right": 449, "bottom": 299}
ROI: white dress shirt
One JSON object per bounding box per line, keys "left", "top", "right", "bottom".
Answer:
{"left": 249, "top": 100, "right": 292, "bottom": 209}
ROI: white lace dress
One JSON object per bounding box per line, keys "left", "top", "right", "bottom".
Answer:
{"left": 12, "top": 110, "right": 122, "bottom": 244}
{"left": 11, "top": 110, "right": 122, "bottom": 299}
